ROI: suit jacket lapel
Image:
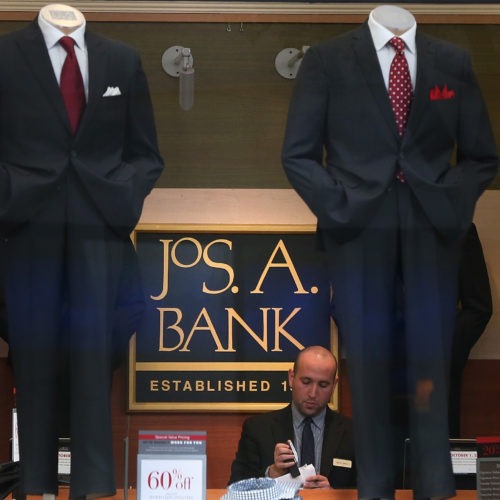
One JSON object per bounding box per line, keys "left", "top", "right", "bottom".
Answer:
{"left": 270, "top": 405, "right": 295, "bottom": 444}
{"left": 77, "top": 32, "right": 107, "bottom": 134}
{"left": 16, "top": 21, "right": 70, "bottom": 131}
{"left": 406, "top": 32, "right": 435, "bottom": 136}
{"left": 352, "top": 23, "right": 399, "bottom": 139}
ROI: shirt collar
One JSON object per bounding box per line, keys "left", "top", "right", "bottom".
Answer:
{"left": 368, "top": 10, "right": 417, "bottom": 55}
{"left": 38, "top": 11, "right": 86, "bottom": 50}
{"left": 291, "top": 403, "right": 326, "bottom": 429}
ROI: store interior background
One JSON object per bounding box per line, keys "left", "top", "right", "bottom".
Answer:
{"left": 0, "top": 2, "right": 499, "bottom": 489}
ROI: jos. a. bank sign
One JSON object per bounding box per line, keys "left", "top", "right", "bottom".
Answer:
{"left": 128, "top": 226, "right": 334, "bottom": 411}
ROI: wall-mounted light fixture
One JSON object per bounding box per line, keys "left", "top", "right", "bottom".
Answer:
{"left": 162, "top": 46, "right": 195, "bottom": 111}
{"left": 274, "top": 46, "right": 310, "bottom": 80}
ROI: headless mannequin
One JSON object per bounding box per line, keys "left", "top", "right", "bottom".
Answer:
{"left": 370, "top": 8, "right": 444, "bottom": 499}
{"left": 36, "top": 8, "right": 84, "bottom": 500}
{"left": 39, "top": 3, "right": 85, "bottom": 35}
{"left": 371, "top": 4, "right": 415, "bottom": 35}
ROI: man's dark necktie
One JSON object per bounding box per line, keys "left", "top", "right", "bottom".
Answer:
{"left": 300, "top": 416, "right": 315, "bottom": 467}
{"left": 59, "top": 36, "right": 85, "bottom": 134}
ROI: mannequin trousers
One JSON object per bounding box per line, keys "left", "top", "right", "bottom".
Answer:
{"left": 323, "top": 181, "right": 461, "bottom": 499}
{"left": 3, "top": 176, "right": 132, "bottom": 498}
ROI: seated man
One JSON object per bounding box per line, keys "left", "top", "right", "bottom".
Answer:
{"left": 229, "top": 345, "right": 356, "bottom": 489}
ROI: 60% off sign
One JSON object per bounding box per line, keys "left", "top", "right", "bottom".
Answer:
{"left": 139, "top": 460, "right": 204, "bottom": 500}
{"left": 148, "top": 468, "right": 194, "bottom": 491}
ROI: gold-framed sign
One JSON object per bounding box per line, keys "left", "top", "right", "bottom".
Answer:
{"left": 128, "top": 224, "right": 337, "bottom": 412}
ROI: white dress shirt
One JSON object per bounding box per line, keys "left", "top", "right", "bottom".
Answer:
{"left": 38, "top": 12, "right": 89, "bottom": 100}
{"left": 368, "top": 10, "right": 417, "bottom": 90}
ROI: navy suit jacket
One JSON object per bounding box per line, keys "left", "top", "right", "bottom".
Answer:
{"left": 282, "top": 23, "right": 497, "bottom": 244}
{"left": 229, "top": 404, "right": 356, "bottom": 488}
{"left": 0, "top": 20, "right": 163, "bottom": 238}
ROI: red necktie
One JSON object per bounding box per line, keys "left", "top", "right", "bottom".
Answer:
{"left": 388, "top": 37, "right": 413, "bottom": 137}
{"left": 59, "top": 36, "right": 85, "bottom": 133}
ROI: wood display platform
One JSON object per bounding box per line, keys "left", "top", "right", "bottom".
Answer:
{"left": 13, "top": 489, "right": 478, "bottom": 500}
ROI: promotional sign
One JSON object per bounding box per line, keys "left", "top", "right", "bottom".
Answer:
{"left": 137, "top": 430, "right": 206, "bottom": 500}
{"left": 58, "top": 438, "right": 71, "bottom": 485}
{"left": 477, "top": 436, "right": 500, "bottom": 499}
{"left": 11, "top": 407, "right": 19, "bottom": 462}
{"left": 129, "top": 226, "right": 336, "bottom": 411}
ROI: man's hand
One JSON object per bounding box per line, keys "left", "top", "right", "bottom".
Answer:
{"left": 302, "top": 474, "right": 330, "bottom": 489}
{"left": 268, "top": 442, "right": 296, "bottom": 478}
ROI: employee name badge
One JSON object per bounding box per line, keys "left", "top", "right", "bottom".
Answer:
{"left": 333, "top": 458, "right": 352, "bottom": 468}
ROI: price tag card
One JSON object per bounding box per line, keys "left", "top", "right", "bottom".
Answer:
{"left": 477, "top": 436, "right": 500, "bottom": 499}
{"left": 137, "top": 454, "right": 206, "bottom": 500}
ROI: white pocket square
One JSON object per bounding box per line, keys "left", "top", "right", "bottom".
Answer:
{"left": 102, "top": 86, "right": 121, "bottom": 97}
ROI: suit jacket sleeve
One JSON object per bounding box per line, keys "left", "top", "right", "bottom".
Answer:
{"left": 454, "top": 51, "right": 498, "bottom": 198}
{"left": 74, "top": 43, "right": 164, "bottom": 238}
{"left": 435, "top": 50, "right": 498, "bottom": 232}
{"left": 281, "top": 47, "right": 346, "bottom": 229}
{"left": 229, "top": 407, "right": 294, "bottom": 485}
{"left": 229, "top": 416, "right": 273, "bottom": 484}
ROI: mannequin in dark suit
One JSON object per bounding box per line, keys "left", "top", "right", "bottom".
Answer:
{"left": 282, "top": 5, "right": 497, "bottom": 500}
{"left": 229, "top": 346, "right": 356, "bottom": 489}
{"left": 449, "top": 223, "right": 492, "bottom": 437}
{"left": 0, "top": 4, "right": 163, "bottom": 498}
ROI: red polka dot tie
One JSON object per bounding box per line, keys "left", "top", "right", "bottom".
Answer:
{"left": 59, "top": 36, "right": 86, "bottom": 134}
{"left": 388, "top": 37, "right": 413, "bottom": 137}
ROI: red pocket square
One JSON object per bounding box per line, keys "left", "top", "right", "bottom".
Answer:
{"left": 429, "top": 84, "right": 455, "bottom": 101}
